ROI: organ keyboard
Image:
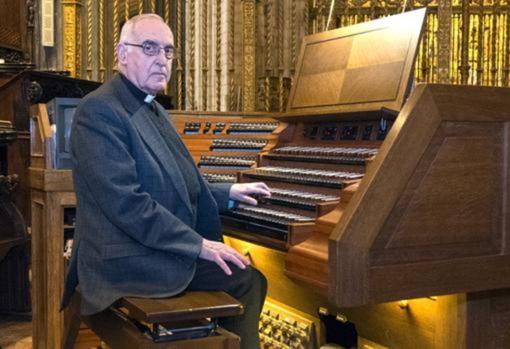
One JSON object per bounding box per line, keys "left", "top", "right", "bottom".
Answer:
{"left": 210, "top": 138, "right": 268, "bottom": 151}
{"left": 172, "top": 111, "right": 283, "bottom": 183}
{"left": 201, "top": 173, "right": 238, "bottom": 184}
{"left": 198, "top": 155, "right": 256, "bottom": 169}
{"left": 227, "top": 121, "right": 279, "bottom": 134}
{"left": 244, "top": 167, "right": 363, "bottom": 189}
{"left": 266, "top": 146, "right": 378, "bottom": 165}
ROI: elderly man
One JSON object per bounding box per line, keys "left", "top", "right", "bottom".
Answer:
{"left": 61, "top": 14, "right": 269, "bottom": 349}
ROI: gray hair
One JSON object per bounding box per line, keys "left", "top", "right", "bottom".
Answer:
{"left": 119, "top": 14, "right": 166, "bottom": 42}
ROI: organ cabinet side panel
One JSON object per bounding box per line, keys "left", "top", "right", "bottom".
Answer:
{"left": 329, "top": 84, "right": 510, "bottom": 307}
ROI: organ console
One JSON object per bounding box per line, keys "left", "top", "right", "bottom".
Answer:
{"left": 221, "top": 8, "right": 425, "bottom": 255}
{"left": 177, "top": 8, "right": 510, "bottom": 348}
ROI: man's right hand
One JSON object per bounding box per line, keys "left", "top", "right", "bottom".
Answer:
{"left": 199, "top": 239, "right": 250, "bottom": 275}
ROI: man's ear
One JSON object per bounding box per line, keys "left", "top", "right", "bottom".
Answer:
{"left": 118, "top": 44, "right": 127, "bottom": 63}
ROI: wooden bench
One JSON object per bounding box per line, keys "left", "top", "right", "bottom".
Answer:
{"left": 64, "top": 291, "right": 243, "bottom": 349}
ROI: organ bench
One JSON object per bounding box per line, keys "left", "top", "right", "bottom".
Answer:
{"left": 63, "top": 291, "right": 242, "bottom": 349}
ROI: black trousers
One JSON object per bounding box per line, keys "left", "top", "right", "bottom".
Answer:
{"left": 186, "top": 259, "right": 267, "bottom": 349}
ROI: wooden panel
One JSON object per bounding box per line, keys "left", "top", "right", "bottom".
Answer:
{"left": 433, "top": 290, "right": 510, "bottom": 349}
{"left": 30, "top": 193, "right": 46, "bottom": 349}
{"left": 328, "top": 84, "right": 441, "bottom": 306}
{"left": 327, "top": 84, "right": 510, "bottom": 308}
{"left": 0, "top": 1, "right": 22, "bottom": 51}
{"left": 226, "top": 237, "right": 439, "bottom": 349}
{"left": 372, "top": 122, "right": 503, "bottom": 264}
{"left": 119, "top": 292, "right": 243, "bottom": 323}
{"left": 287, "top": 9, "right": 426, "bottom": 115}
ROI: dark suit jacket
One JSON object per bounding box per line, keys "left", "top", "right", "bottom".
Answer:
{"left": 61, "top": 74, "right": 231, "bottom": 315}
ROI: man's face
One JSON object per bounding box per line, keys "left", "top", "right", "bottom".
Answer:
{"left": 118, "top": 19, "right": 174, "bottom": 95}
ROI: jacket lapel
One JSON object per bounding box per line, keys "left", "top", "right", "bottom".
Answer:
{"left": 131, "top": 107, "right": 193, "bottom": 214}
{"left": 109, "top": 74, "right": 193, "bottom": 215}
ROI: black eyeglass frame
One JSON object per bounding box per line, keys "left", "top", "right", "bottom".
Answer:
{"left": 124, "top": 40, "right": 175, "bottom": 60}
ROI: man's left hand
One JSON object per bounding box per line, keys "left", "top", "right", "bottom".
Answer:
{"left": 229, "top": 182, "right": 271, "bottom": 205}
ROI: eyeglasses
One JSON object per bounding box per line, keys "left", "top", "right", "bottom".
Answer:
{"left": 124, "top": 40, "right": 175, "bottom": 60}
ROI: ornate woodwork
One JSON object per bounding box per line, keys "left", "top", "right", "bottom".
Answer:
{"left": 242, "top": 0, "right": 257, "bottom": 111}
{"left": 39, "top": 0, "right": 510, "bottom": 113}
{"left": 0, "top": 124, "right": 30, "bottom": 314}
{"left": 0, "top": 71, "right": 100, "bottom": 222}
{"left": 62, "top": 0, "right": 83, "bottom": 78}
{"left": 0, "top": 0, "right": 34, "bottom": 70}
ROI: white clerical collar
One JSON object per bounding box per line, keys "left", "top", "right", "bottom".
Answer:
{"left": 144, "top": 94, "right": 155, "bottom": 103}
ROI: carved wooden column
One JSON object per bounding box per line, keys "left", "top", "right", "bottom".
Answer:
{"left": 459, "top": 0, "right": 470, "bottom": 84}
{"left": 176, "top": 0, "right": 184, "bottom": 110}
{"left": 437, "top": 0, "right": 452, "bottom": 83}
{"left": 61, "top": 0, "right": 83, "bottom": 78}
{"left": 242, "top": 0, "right": 257, "bottom": 111}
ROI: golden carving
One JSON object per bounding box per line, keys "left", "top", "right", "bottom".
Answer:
{"left": 176, "top": 0, "right": 183, "bottom": 110}
{"left": 437, "top": 0, "right": 451, "bottom": 83}
{"left": 138, "top": 0, "right": 143, "bottom": 14}
{"left": 216, "top": 0, "right": 222, "bottom": 111}
{"left": 291, "top": 0, "right": 297, "bottom": 70}
{"left": 164, "top": 0, "right": 170, "bottom": 23}
{"left": 113, "top": 0, "right": 120, "bottom": 71}
{"left": 188, "top": 0, "right": 196, "bottom": 110}
{"left": 62, "top": 1, "right": 83, "bottom": 78}
{"left": 202, "top": 0, "right": 209, "bottom": 110}
{"left": 150, "top": 0, "right": 156, "bottom": 13}
{"left": 229, "top": 0, "right": 237, "bottom": 111}
{"left": 504, "top": 3, "right": 510, "bottom": 86}
{"left": 125, "top": 0, "right": 130, "bottom": 22}
{"left": 278, "top": 0, "right": 284, "bottom": 112}
{"left": 460, "top": 0, "right": 469, "bottom": 84}
{"left": 303, "top": 0, "right": 309, "bottom": 36}
{"left": 324, "top": 0, "right": 510, "bottom": 88}
{"left": 99, "top": 0, "right": 106, "bottom": 81}
{"left": 242, "top": 0, "right": 256, "bottom": 111}
{"left": 264, "top": 0, "right": 273, "bottom": 112}
{"left": 87, "top": 0, "right": 93, "bottom": 80}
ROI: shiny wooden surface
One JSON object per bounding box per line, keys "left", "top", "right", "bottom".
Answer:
{"left": 287, "top": 9, "right": 426, "bottom": 115}
{"left": 329, "top": 84, "right": 510, "bottom": 307}
{"left": 119, "top": 291, "right": 243, "bottom": 323}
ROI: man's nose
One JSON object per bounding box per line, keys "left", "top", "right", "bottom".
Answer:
{"left": 154, "top": 48, "right": 167, "bottom": 64}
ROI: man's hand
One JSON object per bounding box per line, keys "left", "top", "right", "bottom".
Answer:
{"left": 199, "top": 239, "right": 250, "bottom": 275}
{"left": 229, "top": 182, "right": 271, "bottom": 205}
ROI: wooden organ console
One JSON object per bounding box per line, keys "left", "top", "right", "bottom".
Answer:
{"left": 178, "top": 9, "right": 510, "bottom": 348}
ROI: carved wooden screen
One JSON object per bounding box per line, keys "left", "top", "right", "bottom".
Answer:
{"left": 0, "top": 1, "right": 23, "bottom": 51}
{"left": 0, "top": 0, "right": 32, "bottom": 64}
{"left": 309, "top": 0, "right": 510, "bottom": 87}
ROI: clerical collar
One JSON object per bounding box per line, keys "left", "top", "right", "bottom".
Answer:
{"left": 144, "top": 94, "right": 155, "bottom": 103}
{"left": 119, "top": 73, "right": 155, "bottom": 105}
